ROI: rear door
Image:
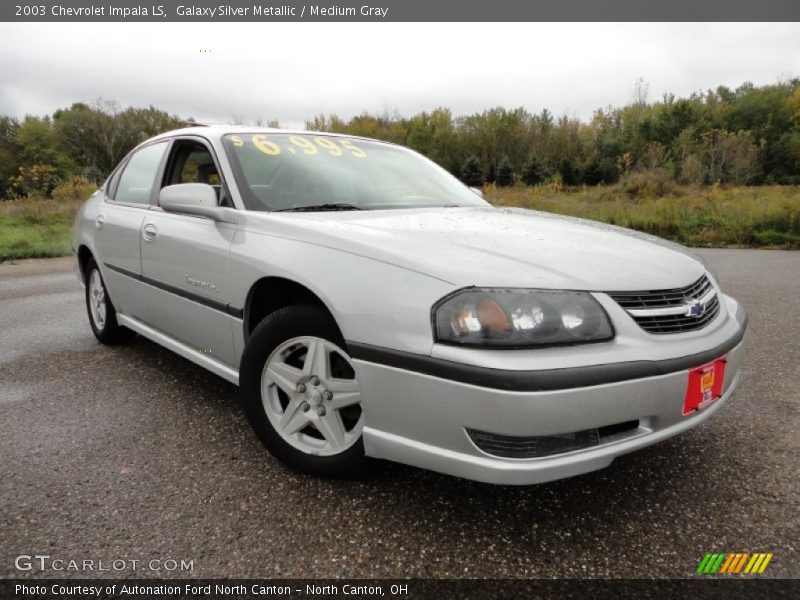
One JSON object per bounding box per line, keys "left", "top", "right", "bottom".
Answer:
{"left": 139, "top": 137, "right": 239, "bottom": 367}
{"left": 94, "top": 140, "right": 169, "bottom": 321}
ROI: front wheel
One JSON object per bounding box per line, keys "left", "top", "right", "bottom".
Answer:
{"left": 240, "top": 305, "right": 373, "bottom": 478}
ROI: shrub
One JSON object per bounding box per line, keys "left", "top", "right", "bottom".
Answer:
{"left": 5, "top": 164, "right": 59, "bottom": 199}
{"left": 620, "top": 170, "right": 676, "bottom": 198}
{"left": 52, "top": 175, "right": 97, "bottom": 203}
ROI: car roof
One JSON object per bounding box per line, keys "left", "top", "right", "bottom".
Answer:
{"left": 148, "top": 125, "right": 389, "bottom": 146}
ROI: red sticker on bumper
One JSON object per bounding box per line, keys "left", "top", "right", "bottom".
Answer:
{"left": 683, "top": 355, "right": 727, "bottom": 416}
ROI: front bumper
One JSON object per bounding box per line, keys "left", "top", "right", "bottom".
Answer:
{"left": 352, "top": 298, "right": 747, "bottom": 485}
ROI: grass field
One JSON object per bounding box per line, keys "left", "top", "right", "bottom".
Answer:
{"left": 1, "top": 185, "right": 798, "bottom": 261}
{"left": 487, "top": 184, "right": 800, "bottom": 249}
{"left": 0, "top": 197, "right": 84, "bottom": 261}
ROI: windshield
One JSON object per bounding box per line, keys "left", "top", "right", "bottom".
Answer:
{"left": 222, "top": 133, "right": 488, "bottom": 211}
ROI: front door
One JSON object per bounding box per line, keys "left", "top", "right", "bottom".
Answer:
{"left": 139, "top": 137, "right": 239, "bottom": 367}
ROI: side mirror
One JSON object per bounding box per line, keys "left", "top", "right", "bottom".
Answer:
{"left": 159, "top": 183, "right": 236, "bottom": 223}
{"left": 470, "top": 186, "right": 484, "bottom": 198}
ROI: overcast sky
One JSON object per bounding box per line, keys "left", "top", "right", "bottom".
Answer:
{"left": 1, "top": 22, "right": 798, "bottom": 128}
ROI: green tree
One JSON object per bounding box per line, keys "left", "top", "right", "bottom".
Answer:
{"left": 17, "top": 117, "right": 71, "bottom": 170}
{"left": 0, "top": 116, "right": 20, "bottom": 197}
{"left": 722, "top": 82, "right": 795, "bottom": 182}
{"left": 485, "top": 162, "right": 496, "bottom": 184}
{"left": 583, "top": 155, "right": 618, "bottom": 185}
{"left": 460, "top": 155, "right": 484, "bottom": 187}
{"left": 697, "top": 129, "right": 760, "bottom": 184}
{"left": 522, "top": 154, "right": 545, "bottom": 185}
{"left": 3, "top": 79, "right": 800, "bottom": 198}
{"left": 54, "top": 100, "right": 182, "bottom": 181}
{"left": 558, "top": 158, "right": 579, "bottom": 185}
{"left": 496, "top": 156, "right": 514, "bottom": 187}
{"left": 405, "top": 108, "right": 458, "bottom": 173}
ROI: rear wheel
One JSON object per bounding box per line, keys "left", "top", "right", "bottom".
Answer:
{"left": 84, "top": 258, "right": 134, "bottom": 345}
{"left": 241, "top": 305, "right": 372, "bottom": 478}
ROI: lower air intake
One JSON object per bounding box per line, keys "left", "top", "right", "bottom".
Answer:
{"left": 467, "top": 420, "right": 641, "bottom": 459}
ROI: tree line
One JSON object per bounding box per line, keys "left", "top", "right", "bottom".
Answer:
{"left": 1, "top": 78, "right": 799, "bottom": 199}
{"left": 0, "top": 100, "right": 184, "bottom": 198}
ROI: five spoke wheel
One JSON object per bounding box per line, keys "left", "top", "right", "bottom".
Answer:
{"left": 261, "top": 336, "right": 363, "bottom": 457}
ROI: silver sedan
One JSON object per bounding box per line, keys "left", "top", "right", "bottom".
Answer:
{"left": 73, "top": 126, "right": 747, "bottom": 484}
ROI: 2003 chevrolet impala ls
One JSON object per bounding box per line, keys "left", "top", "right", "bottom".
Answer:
{"left": 72, "top": 126, "right": 747, "bottom": 484}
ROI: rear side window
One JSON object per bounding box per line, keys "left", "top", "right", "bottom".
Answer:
{"left": 114, "top": 142, "right": 168, "bottom": 205}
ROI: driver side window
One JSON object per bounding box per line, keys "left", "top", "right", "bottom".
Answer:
{"left": 163, "top": 140, "right": 230, "bottom": 206}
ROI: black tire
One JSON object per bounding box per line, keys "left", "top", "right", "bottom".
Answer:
{"left": 241, "top": 304, "right": 374, "bottom": 479}
{"left": 84, "top": 258, "right": 135, "bottom": 345}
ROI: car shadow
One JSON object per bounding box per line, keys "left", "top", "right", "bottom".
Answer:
{"left": 113, "top": 334, "right": 740, "bottom": 575}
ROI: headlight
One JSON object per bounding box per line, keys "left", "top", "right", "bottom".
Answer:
{"left": 433, "top": 288, "right": 614, "bottom": 348}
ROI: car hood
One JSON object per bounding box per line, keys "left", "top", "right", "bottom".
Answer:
{"left": 256, "top": 206, "right": 707, "bottom": 291}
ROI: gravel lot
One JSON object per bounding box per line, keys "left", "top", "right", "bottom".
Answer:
{"left": 1, "top": 249, "right": 798, "bottom": 579}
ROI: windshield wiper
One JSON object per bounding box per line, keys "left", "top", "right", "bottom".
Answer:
{"left": 278, "top": 203, "right": 363, "bottom": 212}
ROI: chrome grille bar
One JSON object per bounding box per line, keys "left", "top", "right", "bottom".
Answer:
{"left": 608, "top": 274, "right": 720, "bottom": 334}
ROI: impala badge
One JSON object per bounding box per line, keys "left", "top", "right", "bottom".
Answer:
{"left": 185, "top": 275, "right": 218, "bottom": 293}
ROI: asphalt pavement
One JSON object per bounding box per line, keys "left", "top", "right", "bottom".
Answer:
{"left": 1, "top": 250, "right": 798, "bottom": 579}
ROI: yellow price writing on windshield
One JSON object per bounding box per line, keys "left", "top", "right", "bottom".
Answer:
{"left": 314, "top": 137, "right": 342, "bottom": 156}
{"left": 252, "top": 135, "right": 281, "bottom": 156}
{"left": 250, "top": 135, "right": 367, "bottom": 159}
{"left": 340, "top": 139, "right": 367, "bottom": 158}
{"left": 289, "top": 136, "right": 317, "bottom": 155}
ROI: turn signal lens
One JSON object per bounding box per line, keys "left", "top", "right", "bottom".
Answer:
{"left": 477, "top": 299, "right": 511, "bottom": 331}
{"left": 451, "top": 299, "right": 511, "bottom": 334}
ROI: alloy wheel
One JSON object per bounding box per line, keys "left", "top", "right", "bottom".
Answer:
{"left": 260, "top": 336, "right": 363, "bottom": 457}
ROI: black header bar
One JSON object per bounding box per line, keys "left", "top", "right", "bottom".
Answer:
{"left": 4, "top": 1, "right": 800, "bottom": 22}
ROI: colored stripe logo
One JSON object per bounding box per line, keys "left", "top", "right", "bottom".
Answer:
{"left": 696, "top": 552, "right": 773, "bottom": 574}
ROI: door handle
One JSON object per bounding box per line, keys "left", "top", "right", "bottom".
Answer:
{"left": 142, "top": 223, "right": 158, "bottom": 242}
{"left": 95, "top": 214, "right": 106, "bottom": 229}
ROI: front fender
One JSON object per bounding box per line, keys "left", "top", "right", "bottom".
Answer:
{"left": 229, "top": 228, "right": 453, "bottom": 357}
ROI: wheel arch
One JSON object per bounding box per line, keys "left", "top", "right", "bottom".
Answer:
{"left": 243, "top": 276, "right": 344, "bottom": 345}
{"left": 77, "top": 244, "right": 94, "bottom": 281}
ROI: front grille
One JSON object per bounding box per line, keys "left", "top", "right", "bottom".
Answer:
{"left": 467, "top": 420, "right": 640, "bottom": 459}
{"left": 630, "top": 294, "right": 720, "bottom": 334}
{"left": 608, "top": 274, "right": 720, "bottom": 334}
